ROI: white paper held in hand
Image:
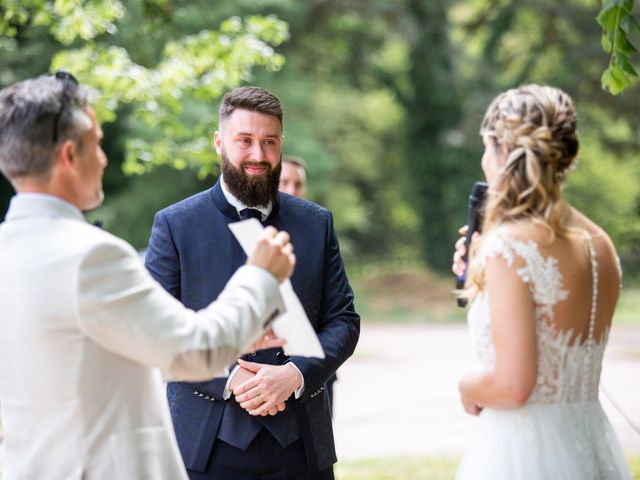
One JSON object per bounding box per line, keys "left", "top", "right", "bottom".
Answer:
{"left": 228, "top": 218, "right": 325, "bottom": 358}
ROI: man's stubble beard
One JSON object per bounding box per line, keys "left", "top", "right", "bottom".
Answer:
{"left": 220, "top": 150, "right": 282, "bottom": 208}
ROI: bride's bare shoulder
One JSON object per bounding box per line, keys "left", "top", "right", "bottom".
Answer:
{"left": 566, "top": 207, "right": 615, "bottom": 246}
{"left": 566, "top": 207, "right": 607, "bottom": 238}
{"left": 495, "top": 220, "right": 555, "bottom": 246}
{"left": 496, "top": 209, "right": 615, "bottom": 250}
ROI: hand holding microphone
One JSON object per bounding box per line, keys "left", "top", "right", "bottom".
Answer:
{"left": 455, "top": 181, "right": 488, "bottom": 307}
{"left": 452, "top": 226, "right": 470, "bottom": 278}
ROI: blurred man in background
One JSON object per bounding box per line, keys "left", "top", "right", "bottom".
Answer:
{"left": 279, "top": 155, "right": 307, "bottom": 198}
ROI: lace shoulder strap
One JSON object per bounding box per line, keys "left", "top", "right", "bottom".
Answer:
{"left": 479, "top": 228, "right": 569, "bottom": 314}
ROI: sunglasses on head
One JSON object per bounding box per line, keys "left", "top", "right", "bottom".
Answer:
{"left": 49, "top": 70, "right": 79, "bottom": 144}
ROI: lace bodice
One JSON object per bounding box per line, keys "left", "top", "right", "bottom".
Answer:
{"left": 467, "top": 228, "right": 606, "bottom": 404}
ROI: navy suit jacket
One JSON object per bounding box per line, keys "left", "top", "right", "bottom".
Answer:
{"left": 145, "top": 180, "right": 360, "bottom": 473}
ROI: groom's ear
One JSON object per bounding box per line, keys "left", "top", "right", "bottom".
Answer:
{"left": 213, "top": 131, "right": 223, "bottom": 155}
{"left": 58, "top": 139, "right": 77, "bottom": 169}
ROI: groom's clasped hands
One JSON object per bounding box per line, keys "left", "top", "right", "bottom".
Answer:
{"left": 229, "top": 359, "right": 303, "bottom": 417}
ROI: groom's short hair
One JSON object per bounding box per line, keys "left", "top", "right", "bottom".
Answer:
{"left": 219, "top": 86, "right": 283, "bottom": 128}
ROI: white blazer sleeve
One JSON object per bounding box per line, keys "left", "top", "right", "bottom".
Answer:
{"left": 75, "top": 238, "right": 285, "bottom": 380}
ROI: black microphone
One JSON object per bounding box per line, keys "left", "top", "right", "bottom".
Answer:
{"left": 456, "top": 181, "right": 488, "bottom": 307}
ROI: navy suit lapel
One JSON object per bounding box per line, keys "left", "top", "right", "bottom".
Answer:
{"left": 210, "top": 180, "right": 241, "bottom": 221}
{"left": 203, "top": 181, "right": 247, "bottom": 299}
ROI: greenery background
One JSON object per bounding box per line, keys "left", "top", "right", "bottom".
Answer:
{"left": 1, "top": 1, "right": 639, "bottom": 477}
{"left": 1, "top": 0, "right": 639, "bottom": 277}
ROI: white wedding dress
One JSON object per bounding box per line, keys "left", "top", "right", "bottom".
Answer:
{"left": 457, "top": 229, "right": 631, "bottom": 479}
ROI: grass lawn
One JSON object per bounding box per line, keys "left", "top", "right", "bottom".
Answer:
{"left": 336, "top": 454, "right": 640, "bottom": 479}
{"left": 349, "top": 266, "right": 466, "bottom": 324}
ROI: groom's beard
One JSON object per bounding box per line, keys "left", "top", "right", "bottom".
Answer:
{"left": 220, "top": 150, "right": 281, "bottom": 208}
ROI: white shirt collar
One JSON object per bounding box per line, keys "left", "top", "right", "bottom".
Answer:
{"left": 16, "top": 192, "right": 73, "bottom": 206}
{"left": 220, "top": 175, "right": 272, "bottom": 221}
{"left": 6, "top": 193, "right": 85, "bottom": 222}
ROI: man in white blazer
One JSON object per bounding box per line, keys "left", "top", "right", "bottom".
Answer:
{"left": 0, "top": 73, "right": 296, "bottom": 479}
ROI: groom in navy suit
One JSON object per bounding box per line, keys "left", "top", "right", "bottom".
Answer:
{"left": 145, "top": 86, "right": 360, "bottom": 479}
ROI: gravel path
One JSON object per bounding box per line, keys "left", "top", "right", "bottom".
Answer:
{"left": 332, "top": 323, "right": 640, "bottom": 459}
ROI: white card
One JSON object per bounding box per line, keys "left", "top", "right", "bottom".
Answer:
{"left": 228, "top": 219, "right": 325, "bottom": 358}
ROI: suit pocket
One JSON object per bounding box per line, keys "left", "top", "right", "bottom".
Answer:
{"left": 109, "top": 426, "right": 186, "bottom": 479}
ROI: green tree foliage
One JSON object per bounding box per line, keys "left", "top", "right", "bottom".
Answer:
{"left": 250, "top": 3, "right": 425, "bottom": 264}
{"left": 598, "top": 0, "right": 640, "bottom": 94}
{"left": 242, "top": 0, "right": 473, "bottom": 269}
{"left": 0, "top": 0, "right": 288, "bottom": 244}
{"left": 50, "top": 14, "right": 288, "bottom": 178}
{"left": 0, "top": 0, "right": 124, "bottom": 44}
{"left": 1, "top": 0, "right": 639, "bottom": 279}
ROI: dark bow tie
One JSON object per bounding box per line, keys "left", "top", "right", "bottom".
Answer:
{"left": 239, "top": 208, "right": 263, "bottom": 221}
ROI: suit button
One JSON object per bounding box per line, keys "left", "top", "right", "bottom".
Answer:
{"left": 204, "top": 395, "right": 210, "bottom": 400}
{"left": 250, "top": 352, "right": 257, "bottom": 356}
{"left": 193, "top": 390, "right": 199, "bottom": 395}
{"left": 198, "top": 393, "right": 204, "bottom": 397}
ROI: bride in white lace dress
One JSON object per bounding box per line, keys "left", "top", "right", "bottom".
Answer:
{"left": 453, "top": 85, "right": 631, "bottom": 479}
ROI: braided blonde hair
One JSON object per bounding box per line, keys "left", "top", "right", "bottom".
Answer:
{"left": 466, "top": 84, "right": 579, "bottom": 295}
